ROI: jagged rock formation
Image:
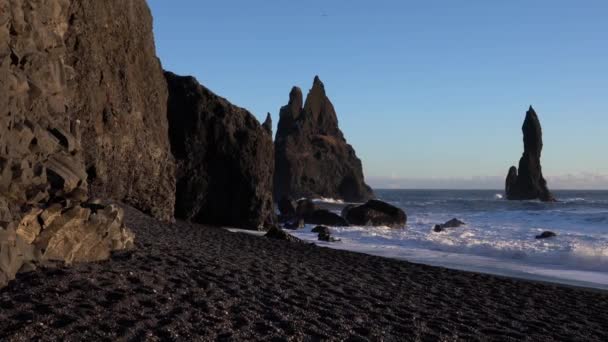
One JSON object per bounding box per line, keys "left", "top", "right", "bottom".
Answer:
{"left": 165, "top": 72, "right": 275, "bottom": 230}
{"left": 0, "top": 0, "right": 158, "bottom": 287}
{"left": 274, "top": 77, "right": 373, "bottom": 202}
{"left": 262, "top": 113, "right": 273, "bottom": 136}
{"left": 505, "top": 106, "right": 554, "bottom": 202}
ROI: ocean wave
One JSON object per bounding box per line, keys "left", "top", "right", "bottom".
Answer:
{"left": 310, "top": 197, "right": 345, "bottom": 204}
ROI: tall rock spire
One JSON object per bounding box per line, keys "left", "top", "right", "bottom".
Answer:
{"left": 274, "top": 76, "right": 373, "bottom": 202}
{"left": 505, "top": 106, "right": 555, "bottom": 201}
{"left": 262, "top": 112, "right": 273, "bottom": 137}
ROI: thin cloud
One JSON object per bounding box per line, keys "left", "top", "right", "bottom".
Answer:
{"left": 367, "top": 173, "right": 608, "bottom": 190}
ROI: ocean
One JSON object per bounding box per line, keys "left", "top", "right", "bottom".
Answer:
{"left": 290, "top": 190, "right": 608, "bottom": 290}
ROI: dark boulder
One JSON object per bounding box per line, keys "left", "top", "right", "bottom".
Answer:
{"left": 535, "top": 231, "right": 557, "bottom": 239}
{"left": 505, "top": 106, "right": 555, "bottom": 202}
{"left": 306, "top": 209, "right": 349, "bottom": 227}
{"left": 265, "top": 225, "right": 301, "bottom": 242}
{"left": 433, "top": 218, "right": 466, "bottom": 232}
{"left": 274, "top": 77, "right": 373, "bottom": 202}
{"left": 312, "top": 226, "right": 330, "bottom": 234}
{"left": 312, "top": 226, "right": 340, "bottom": 242}
{"left": 165, "top": 72, "right": 275, "bottom": 230}
{"left": 341, "top": 204, "right": 356, "bottom": 219}
{"left": 343, "top": 200, "right": 406, "bottom": 228}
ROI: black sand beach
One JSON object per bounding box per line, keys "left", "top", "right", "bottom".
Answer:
{"left": 1, "top": 206, "right": 607, "bottom": 341}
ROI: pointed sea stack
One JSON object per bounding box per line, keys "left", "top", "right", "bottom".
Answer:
{"left": 505, "top": 106, "right": 555, "bottom": 202}
{"left": 274, "top": 76, "right": 373, "bottom": 202}
{"left": 262, "top": 113, "right": 273, "bottom": 136}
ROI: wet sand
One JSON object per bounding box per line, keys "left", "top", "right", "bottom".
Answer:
{"left": 1, "top": 206, "right": 607, "bottom": 341}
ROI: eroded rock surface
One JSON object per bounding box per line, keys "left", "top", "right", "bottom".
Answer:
{"left": 505, "top": 106, "right": 554, "bottom": 202}
{"left": 64, "top": 0, "right": 175, "bottom": 220}
{"left": 0, "top": 0, "right": 134, "bottom": 288}
{"left": 165, "top": 72, "right": 275, "bottom": 230}
{"left": 274, "top": 77, "right": 373, "bottom": 202}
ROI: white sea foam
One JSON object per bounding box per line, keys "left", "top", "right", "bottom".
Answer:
{"left": 289, "top": 190, "right": 608, "bottom": 289}
{"left": 311, "top": 197, "right": 345, "bottom": 204}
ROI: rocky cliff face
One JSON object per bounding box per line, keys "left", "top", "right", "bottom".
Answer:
{"left": 165, "top": 72, "right": 275, "bottom": 230}
{"left": 274, "top": 77, "right": 373, "bottom": 202}
{"left": 64, "top": 0, "right": 175, "bottom": 220}
{"left": 505, "top": 106, "right": 554, "bottom": 201}
{"left": 0, "top": 0, "right": 135, "bottom": 287}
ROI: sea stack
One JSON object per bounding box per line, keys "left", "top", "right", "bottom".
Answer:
{"left": 165, "top": 72, "right": 275, "bottom": 230}
{"left": 274, "top": 76, "right": 373, "bottom": 202}
{"left": 505, "top": 106, "right": 555, "bottom": 202}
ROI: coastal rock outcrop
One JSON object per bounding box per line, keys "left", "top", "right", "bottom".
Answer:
{"left": 64, "top": 0, "right": 176, "bottom": 220}
{"left": 274, "top": 77, "right": 373, "bottom": 202}
{"left": 165, "top": 72, "right": 275, "bottom": 230}
{"left": 343, "top": 200, "right": 407, "bottom": 228}
{"left": 433, "top": 218, "right": 466, "bottom": 232}
{"left": 312, "top": 225, "right": 340, "bottom": 242}
{"left": 0, "top": 0, "right": 167, "bottom": 288}
{"left": 305, "top": 209, "right": 349, "bottom": 227}
{"left": 505, "top": 107, "right": 554, "bottom": 202}
{"left": 536, "top": 231, "right": 557, "bottom": 239}
{"left": 265, "top": 225, "right": 301, "bottom": 243}
{"left": 294, "top": 199, "right": 349, "bottom": 226}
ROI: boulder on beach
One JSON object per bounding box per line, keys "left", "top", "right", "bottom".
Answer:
{"left": 433, "top": 218, "right": 466, "bottom": 232}
{"left": 505, "top": 106, "right": 555, "bottom": 202}
{"left": 536, "top": 231, "right": 557, "bottom": 239}
{"left": 265, "top": 225, "right": 301, "bottom": 242}
{"left": 305, "top": 209, "right": 350, "bottom": 227}
{"left": 312, "top": 226, "right": 340, "bottom": 242}
{"left": 165, "top": 72, "right": 275, "bottom": 230}
{"left": 274, "top": 77, "right": 374, "bottom": 202}
{"left": 343, "top": 200, "right": 407, "bottom": 228}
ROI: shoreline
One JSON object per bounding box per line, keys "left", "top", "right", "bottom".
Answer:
{"left": 230, "top": 226, "right": 608, "bottom": 291}
{"left": 1, "top": 205, "right": 607, "bottom": 341}
{"left": 287, "top": 232, "right": 608, "bottom": 292}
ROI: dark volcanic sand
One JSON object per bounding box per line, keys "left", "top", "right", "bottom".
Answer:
{"left": 1, "top": 206, "right": 607, "bottom": 341}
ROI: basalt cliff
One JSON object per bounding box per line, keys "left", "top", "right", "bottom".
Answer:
{"left": 165, "top": 72, "right": 275, "bottom": 230}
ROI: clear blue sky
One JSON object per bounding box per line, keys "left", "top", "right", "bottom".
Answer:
{"left": 148, "top": 0, "right": 607, "bottom": 189}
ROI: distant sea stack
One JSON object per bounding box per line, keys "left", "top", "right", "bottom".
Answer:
{"left": 505, "top": 106, "right": 555, "bottom": 202}
{"left": 165, "top": 72, "right": 275, "bottom": 230}
{"left": 274, "top": 76, "right": 373, "bottom": 202}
